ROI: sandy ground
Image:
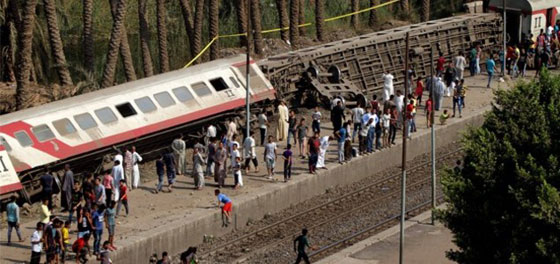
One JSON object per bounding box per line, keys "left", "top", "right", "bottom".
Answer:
{"left": 0, "top": 70, "right": 532, "bottom": 263}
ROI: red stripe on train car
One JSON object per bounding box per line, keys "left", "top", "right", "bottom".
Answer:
{"left": 0, "top": 182, "right": 23, "bottom": 195}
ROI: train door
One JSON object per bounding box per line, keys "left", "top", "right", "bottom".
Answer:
{"left": 506, "top": 11, "right": 521, "bottom": 44}
{"left": 547, "top": 8, "right": 554, "bottom": 27}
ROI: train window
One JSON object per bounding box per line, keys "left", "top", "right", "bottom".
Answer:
{"left": 209, "top": 78, "right": 229, "bottom": 92}
{"left": 191, "top": 82, "right": 212, "bottom": 97}
{"left": 0, "top": 136, "right": 12, "bottom": 151}
{"left": 115, "top": 103, "right": 137, "bottom": 118}
{"left": 14, "top": 131, "right": 33, "bottom": 147}
{"left": 154, "top": 91, "right": 176, "bottom": 108}
{"left": 134, "top": 97, "right": 157, "bottom": 113}
{"left": 172, "top": 86, "right": 194, "bottom": 102}
{"left": 74, "top": 113, "right": 98, "bottom": 130}
{"left": 52, "top": 118, "right": 77, "bottom": 136}
{"left": 31, "top": 124, "right": 55, "bottom": 142}
{"left": 229, "top": 77, "right": 240, "bottom": 88}
{"left": 94, "top": 107, "right": 118, "bottom": 124}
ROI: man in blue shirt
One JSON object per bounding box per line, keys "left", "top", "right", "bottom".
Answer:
{"left": 335, "top": 122, "right": 348, "bottom": 163}
{"left": 215, "top": 189, "right": 232, "bottom": 227}
{"left": 92, "top": 204, "right": 105, "bottom": 254}
{"left": 486, "top": 54, "right": 496, "bottom": 88}
{"left": 6, "top": 195, "right": 23, "bottom": 245}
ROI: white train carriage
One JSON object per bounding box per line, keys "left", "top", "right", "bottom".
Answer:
{"left": 0, "top": 55, "right": 275, "bottom": 200}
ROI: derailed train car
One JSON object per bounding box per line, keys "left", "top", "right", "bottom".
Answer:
{"left": 0, "top": 14, "right": 501, "bottom": 203}
{"left": 259, "top": 13, "right": 502, "bottom": 105}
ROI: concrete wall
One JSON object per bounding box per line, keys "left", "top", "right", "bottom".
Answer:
{"left": 111, "top": 113, "right": 485, "bottom": 263}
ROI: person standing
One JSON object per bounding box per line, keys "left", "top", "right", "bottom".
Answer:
{"left": 92, "top": 204, "right": 105, "bottom": 255}
{"left": 105, "top": 201, "right": 117, "bottom": 250}
{"left": 415, "top": 77, "right": 424, "bottom": 106}
{"left": 389, "top": 106, "right": 398, "bottom": 145}
{"left": 205, "top": 124, "right": 217, "bottom": 147}
{"left": 163, "top": 150, "right": 176, "bottom": 192}
{"left": 436, "top": 53, "right": 446, "bottom": 77}
{"left": 264, "top": 136, "right": 277, "bottom": 180}
{"left": 206, "top": 138, "right": 217, "bottom": 177}
{"left": 116, "top": 180, "right": 129, "bottom": 217}
{"left": 394, "top": 90, "right": 404, "bottom": 128}
{"left": 276, "top": 100, "right": 289, "bottom": 141}
{"left": 94, "top": 177, "right": 106, "bottom": 206}
{"left": 102, "top": 171, "right": 114, "bottom": 205}
{"left": 193, "top": 147, "right": 206, "bottom": 190}
{"left": 406, "top": 99, "right": 415, "bottom": 139}
{"left": 375, "top": 112, "right": 383, "bottom": 149}
{"left": 77, "top": 207, "right": 93, "bottom": 238}
{"left": 123, "top": 147, "right": 133, "bottom": 191}
{"left": 231, "top": 143, "right": 243, "bottom": 189}
{"left": 486, "top": 53, "right": 496, "bottom": 88}
{"left": 226, "top": 118, "right": 238, "bottom": 142}
{"left": 444, "top": 62, "right": 457, "bottom": 90}
{"left": 215, "top": 189, "right": 232, "bottom": 227}
{"left": 82, "top": 173, "right": 94, "bottom": 209}
{"left": 434, "top": 77, "right": 445, "bottom": 111}
{"left": 61, "top": 164, "right": 74, "bottom": 212}
{"left": 382, "top": 108, "right": 391, "bottom": 148}
{"left": 258, "top": 110, "right": 268, "bottom": 145}
{"left": 69, "top": 182, "right": 82, "bottom": 223}
{"left": 131, "top": 146, "right": 143, "bottom": 189}
{"left": 40, "top": 170, "right": 54, "bottom": 210}
{"left": 476, "top": 45, "right": 482, "bottom": 74}
{"left": 426, "top": 95, "right": 434, "bottom": 128}
{"left": 370, "top": 94, "right": 380, "bottom": 113}
{"left": 453, "top": 51, "right": 467, "bottom": 80}
{"left": 334, "top": 122, "right": 347, "bottom": 163}
{"left": 331, "top": 100, "right": 345, "bottom": 132}
{"left": 171, "top": 134, "right": 186, "bottom": 176}
{"left": 243, "top": 131, "right": 259, "bottom": 174}
{"left": 518, "top": 48, "right": 528, "bottom": 78}
{"left": 282, "top": 144, "right": 293, "bottom": 182}
{"left": 6, "top": 195, "right": 23, "bottom": 245}
{"left": 40, "top": 198, "right": 51, "bottom": 226}
{"left": 469, "top": 45, "right": 477, "bottom": 76}
{"left": 307, "top": 132, "right": 321, "bottom": 173}
{"left": 311, "top": 106, "right": 322, "bottom": 133}
{"left": 30, "top": 222, "right": 44, "bottom": 264}
{"left": 366, "top": 112, "right": 376, "bottom": 153}
{"left": 382, "top": 71, "right": 394, "bottom": 101}
{"left": 351, "top": 104, "right": 364, "bottom": 143}
{"left": 293, "top": 229, "right": 314, "bottom": 264}
{"left": 111, "top": 160, "right": 123, "bottom": 201}
{"left": 296, "top": 118, "right": 309, "bottom": 158}
{"left": 214, "top": 141, "right": 228, "bottom": 188}
{"left": 453, "top": 79, "right": 463, "bottom": 118}
{"left": 287, "top": 110, "right": 297, "bottom": 146}
{"left": 155, "top": 154, "right": 165, "bottom": 193}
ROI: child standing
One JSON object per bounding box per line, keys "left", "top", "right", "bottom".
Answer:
{"left": 282, "top": 144, "right": 293, "bottom": 182}
{"left": 116, "top": 180, "right": 129, "bottom": 217}
{"left": 311, "top": 107, "right": 322, "bottom": 133}
{"left": 61, "top": 220, "right": 71, "bottom": 262}
{"left": 264, "top": 136, "right": 277, "bottom": 180}
{"left": 105, "top": 201, "right": 117, "bottom": 250}
{"left": 296, "top": 118, "right": 308, "bottom": 158}
{"left": 92, "top": 204, "right": 105, "bottom": 255}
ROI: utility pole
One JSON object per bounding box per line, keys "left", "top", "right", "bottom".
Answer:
{"left": 399, "top": 32, "right": 410, "bottom": 264}
{"left": 502, "top": 0, "right": 506, "bottom": 77}
{"left": 430, "top": 45, "right": 436, "bottom": 225}
{"left": 245, "top": 0, "right": 251, "bottom": 140}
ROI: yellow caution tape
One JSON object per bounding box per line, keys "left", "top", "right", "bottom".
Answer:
{"left": 184, "top": 0, "right": 397, "bottom": 68}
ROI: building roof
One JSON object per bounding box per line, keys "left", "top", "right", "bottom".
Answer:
{"left": 489, "top": 0, "right": 560, "bottom": 12}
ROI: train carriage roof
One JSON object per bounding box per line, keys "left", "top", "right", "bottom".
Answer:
{"left": 1, "top": 55, "right": 248, "bottom": 125}
{"left": 489, "top": 0, "right": 560, "bottom": 12}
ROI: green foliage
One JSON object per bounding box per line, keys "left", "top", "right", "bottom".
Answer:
{"left": 438, "top": 71, "right": 560, "bottom": 263}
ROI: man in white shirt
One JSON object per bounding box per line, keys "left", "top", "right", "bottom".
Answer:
{"left": 111, "top": 160, "right": 123, "bottom": 201}
{"left": 231, "top": 143, "right": 243, "bottom": 188}
{"left": 243, "top": 131, "right": 259, "bottom": 174}
{"left": 226, "top": 118, "right": 237, "bottom": 141}
{"left": 171, "top": 134, "right": 186, "bottom": 175}
{"left": 131, "top": 146, "right": 143, "bottom": 189}
{"left": 394, "top": 90, "right": 405, "bottom": 128}
{"left": 382, "top": 72, "right": 394, "bottom": 101}
{"left": 264, "top": 136, "right": 277, "bottom": 179}
{"left": 258, "top": 110, "right": 268, "bottom": 145}
{"left": 453, "top": 51, "right": 467, "bottom": 80}
{"left": 351, "top": 105, "right": 364, "bottom": 142}
{"left": 434, "top": 77, "right": 446, "bottom": 111}
{"left": 206, "top": 124, "right": 217, "bottom": 146}
{"left": 30, "top": 222, "right": 43, "bottom": 264}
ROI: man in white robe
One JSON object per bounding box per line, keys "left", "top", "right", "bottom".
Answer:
{"left": 276, "top": 101, "right": 289, "bottom": 141}
{"left": 316, "top": 135, "right": 331, "bottom": 169}
{"left": 131, "top": 146, "right": 143, "bottom": 189}
{"left": 382, "top": 72, "right": 394, "bottom": 102}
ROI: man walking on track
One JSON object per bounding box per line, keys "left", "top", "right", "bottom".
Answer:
{"left": 294, "top": 228, "right": 316, "bottom": 264}
{"left": 215, "top": 189, "right": 232, "bottom": 227}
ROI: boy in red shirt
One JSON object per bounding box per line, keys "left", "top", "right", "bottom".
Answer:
{"left": 72, "top": 233, "right": 90, "bottom": 263}
{"left": 116, "top": 180, "right": 129, "bottom": 217}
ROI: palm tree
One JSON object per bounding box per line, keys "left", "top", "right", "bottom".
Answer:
{"left": 209, "top": 0, "right": 219, "bottom": 60}
{"left": 156, "top": 0, "right": 170, "bottom": 72}
{"left": 289, "top": 0, "right": 299, "bottom": 47}
{"left": 369, "top": 0, "right": 379, "bottom": 28}
{"left": 275, "top": 0, "right": 289, "bottom": 41}
{"left": 351, "top": 0, "right": 359, "bottom": 29}
{"left": 4, "top": 0, "right": 21, "bottom": 82}
{"left": 250, "top": 0, "right": 263, "bottom": 54}
{"left": 298, "top": 0, "right": 305, "bottom": 36}
{"left": 422, "top": 0, "right": 430, "bottom": 21}
{"left": 234, "top": 0, "right": 248, "bottom": 47}
{"left": 110, "top": 0, "right": 137, "bottom": 81}
{"left": 178, "top": 0, "right": 196, "bottom": 60}
{"left": 15, "top": 0, "right": 38, "bottom": 110}
{"left": 101, "top": 0, "right": 127, "bottom": 88}
{"left": 139, "top": 0, "right": 154, "bottom": 77}
{"left": 43, "top": 0, "right": 73, "bottom": 86}
{"left": 315, "top": 0, "right": 324, "bottom": 41}
{"left": 192, "top": 0, "right": 205, "bottom": 64}
{"left": 82, "top": 0, "right": 93, "bottom": 73}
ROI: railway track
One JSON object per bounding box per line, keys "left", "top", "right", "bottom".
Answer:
{"left": 198, "top": 148, "right": 462, "bottom": 263}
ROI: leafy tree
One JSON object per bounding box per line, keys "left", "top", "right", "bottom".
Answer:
{"left": 439, "top": 71, "right": 560, "bottom": 264}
